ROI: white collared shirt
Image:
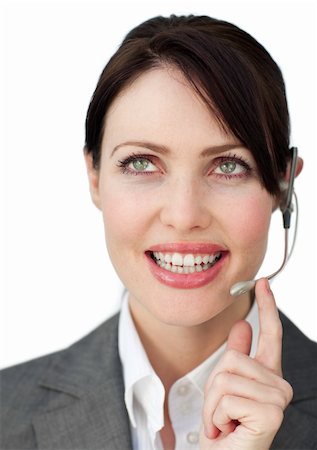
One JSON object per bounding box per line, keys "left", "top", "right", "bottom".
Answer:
{"left": 118, "top": 293, "right": 259, "bottom": 450}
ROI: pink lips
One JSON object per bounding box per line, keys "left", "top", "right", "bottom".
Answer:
{"left": 145, "top": 242, "right": 228, "bottom": 289}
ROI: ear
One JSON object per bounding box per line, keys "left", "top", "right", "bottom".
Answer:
{"left": 84, "top": 151, "right": 102, "bottom": 210}
{"left": 285, "top": 155, "right": 304, "bottom": 181}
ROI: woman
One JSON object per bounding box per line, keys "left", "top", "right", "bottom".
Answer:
{"left": 1, "top": 14, "right": 316, "bottom": 450}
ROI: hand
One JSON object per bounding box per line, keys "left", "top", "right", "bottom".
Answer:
{"left": 199, "top": 278, "right": 293, "bottom": 450}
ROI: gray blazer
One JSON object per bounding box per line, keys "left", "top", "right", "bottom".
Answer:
{"left": 1, "top": 311, "right": 317, "bottom": 450}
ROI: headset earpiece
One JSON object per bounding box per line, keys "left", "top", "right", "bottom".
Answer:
{"left": 278, "top": 180, "right": 289, "bottom": 211}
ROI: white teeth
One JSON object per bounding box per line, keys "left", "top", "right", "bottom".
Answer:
{"left": 153, "top": 251, "right": 221, "bottom": 262}
{"left": 164, "top": 254, "right": 172, "bottom": 263}
{"left": 183, "top": 254, "right": 195, "bottom": 267}
{"left": 209, "top": 254, "right": 216, "bottom": 263}
{"left": 202, "top": 255, "right": 210, "bottom": 264}
{"left": 172, "top": 253, "right": 183, "bottom": 266}
{"left": 151, "top": 250, "right": 222, "bottom": 273}
{"left": 195, "top": 255, "right": 202, "bottom": 265}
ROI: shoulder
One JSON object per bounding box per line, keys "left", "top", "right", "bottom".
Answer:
{"left": 1, "top": 312, "right": 120, "bottom": 396}
{"left": 0, "top": 350, "right": 60, "bottom": 449}
{"left": 0, "top": 313, "right": 121, "bottom": 449}
{"left": 272, "top": 311, "right": 317, "bottom": 449}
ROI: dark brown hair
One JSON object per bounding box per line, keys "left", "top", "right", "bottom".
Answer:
{"left": 84, "top": 14, "right": 290, "bottom": 195}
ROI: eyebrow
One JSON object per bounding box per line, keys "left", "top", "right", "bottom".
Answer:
{"left": 110, "top": 140, "right": 244, "bottom": 158}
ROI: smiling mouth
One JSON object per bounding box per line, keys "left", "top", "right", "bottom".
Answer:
{"left": 148, "top": 251, "right": 223, "bottom": 274}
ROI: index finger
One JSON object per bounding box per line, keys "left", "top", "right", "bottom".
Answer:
{"left": 255, "top": 278, "right": 283, "bottom": 376}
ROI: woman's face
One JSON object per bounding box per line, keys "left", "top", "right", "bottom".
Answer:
{"left": 86, "top": 67, "right": 275, "bottom": 326}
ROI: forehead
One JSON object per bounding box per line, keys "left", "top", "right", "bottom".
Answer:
{"left": 102, "top": 67, "right": 236, "bottom": 151}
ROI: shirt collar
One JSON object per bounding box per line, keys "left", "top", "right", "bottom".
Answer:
{"left": 118, "top": 291, "right": 164, "bottom": 431}
{"left": 118, "top": 292, "right": 259, "bottom": 430}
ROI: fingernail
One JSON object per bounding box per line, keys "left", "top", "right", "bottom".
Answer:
{"left": 265, "top": 279, "right": 272, "bottom": 295}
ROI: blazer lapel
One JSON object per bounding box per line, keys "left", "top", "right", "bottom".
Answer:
{"left": 32, "top": 314, "right": 133, "bottom": 449}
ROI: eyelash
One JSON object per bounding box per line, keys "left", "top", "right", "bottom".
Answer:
{"left": 116, "top": 152, "right": 252, "bottom": 179}
{"left": 214, "top": 154, "right": 252, "bottom": 179}
{"left": 117, "top": 153, "right": 157, "bottom": 176}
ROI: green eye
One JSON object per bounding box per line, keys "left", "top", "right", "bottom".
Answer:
{"left": 219, "top": 161, "right": 236, "bottom": 173}
{"left": 132, "top": 159, "right": 149, "bottom": 171}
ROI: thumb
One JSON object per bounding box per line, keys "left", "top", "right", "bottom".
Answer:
{"left": 226, "top": 320, "right": 252, "bottom": 355}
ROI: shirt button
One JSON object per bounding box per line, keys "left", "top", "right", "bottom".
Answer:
{"left": 177, "top": 383, "right": 190, "bottom": 396}
{"left": 186, "top": 431, "right": 199, "bottom": 444}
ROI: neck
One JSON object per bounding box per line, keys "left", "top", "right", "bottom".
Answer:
{"left": 128, "top": 293, "right": 252, "bottom": 393}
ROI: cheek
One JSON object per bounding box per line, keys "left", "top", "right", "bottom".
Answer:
{"left": 221, "top": 191, "right": 273, "bottom": 252}
{"left": 100, "top": 183, "right": 152, "bottom": 250}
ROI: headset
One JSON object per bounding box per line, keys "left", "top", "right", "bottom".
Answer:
{"left": 230, "top": 147, "right": 298, "bottom": 297}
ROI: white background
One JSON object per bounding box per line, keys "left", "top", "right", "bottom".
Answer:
{"left": 1, "top": 0, "right": 316, "bottom": 369}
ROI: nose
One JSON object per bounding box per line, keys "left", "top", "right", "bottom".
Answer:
{"left": 159, "top": 176, "right": 212, "bottom": 232}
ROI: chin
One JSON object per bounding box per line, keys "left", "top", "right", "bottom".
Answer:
{"left": 133, "top": 285, "right": 235, "bottom": 326}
